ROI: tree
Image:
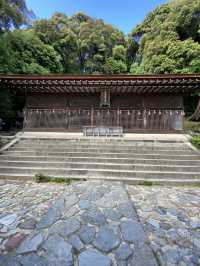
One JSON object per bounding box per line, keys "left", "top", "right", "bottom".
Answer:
{"left": 0, "top": 0, "right": 34, "bottom": 32}
{"left": 103, "top": 57, "right": 127, "bottom": 74}
{"left": 0, "top": 30, "right": 63, "bottom": 74}
{"left": 129, "top": 0, "right": 200, "bottom": 118}
{"left": 33, "top": 12, "right": 129, "bottom": 74}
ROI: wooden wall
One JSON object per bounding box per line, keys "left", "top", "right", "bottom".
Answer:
{"left": 24, "top": 93, "right": 184, "bottom": 132}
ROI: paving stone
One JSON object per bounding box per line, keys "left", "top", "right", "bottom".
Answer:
{"left": 18, "top": 253, "right": 48, "bottom": 266}
{"left": 159, "top": 222, "right": 172, "bottom": 230}
{"left": 4, "top": 233, "right": 26, "bottom": 251}
{"left": 63, "top": 205, "right": 79, "bottom": 218}
{"left": 93, "top": 225, "right": 120, "bottom": 252}
{"left": 120, "top": 220, "right": 146, "bottom": 245}
{"left": 148, "top": 219, "right": 160, "bottom": 229}
{"left": 0, "top": 255, "right": 20, "bottom": 266}
{"left": 54, "top": 198, "right": 65, "bottom": 211}
{"left": 19, "top": 218, "right": 37, "bottom": 230}
{"left": 78, "top": 249, "right": 112, "bottom": 266}
{"left": 132, "top": 244, "right": 157, "bottom": 266}
{"left": 79, "top": 225, "right": 96, "bottom": 244}
{"left": 103, "top": 209, "right": 122, "bottom": 221}
{"left": 191, "top": 220, "right": 200, "bottom": 229}
{"left": 81, "top": 208, "right": 106, "bottom": 226}
{"left": 50, "top": 218, "right": 81, "bottom": 237}
{"left": 79, "top": 199, "right": 92, "bottom": 210}
{"left": 96, "top": 194, "right": 117, "bottom": 208}
{"left": 118, "top": 202, "right": 137, "bottom": 218}
{"left": 17, "top": 232, "right": 44, "bottom": 254}
{"left": 65, "top": 193, "right": 79, "bottom": 209}
{"left": 115, "top": 243, "right": 133, "bottom": 260}
{"left": 0, "top": 214, "right": 17, "bottom": 226}
{"left": 68, "top": 235, "right": 84, "bottom": 252}
{"left": 36, "top": 207, "right": 61, "bottom": 229}
{"left": 162, "top": 246, "right": 180, "bottom": 264}
{"left": 43, "top": 234, "right": 73, "bottom": 266}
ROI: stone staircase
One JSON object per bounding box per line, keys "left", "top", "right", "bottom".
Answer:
{"left": 0, "top": 137, "right": 200, "bottom": 185}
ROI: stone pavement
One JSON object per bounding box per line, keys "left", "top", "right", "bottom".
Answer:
{"left": 0, "top": 180, "right": 157, "bottom": 266}
{"left": 0, "top": 180, "right": 200, "bottom": 266}
{"left": 127, "top": 185, "right": 200, "bottom": 266}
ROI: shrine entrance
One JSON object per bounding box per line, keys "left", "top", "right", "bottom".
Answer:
{"left": 1, "top": 74, "right": 198, "bottom": 133}
{"left": 23, "top": 108, "right": 183, "bottom": 132}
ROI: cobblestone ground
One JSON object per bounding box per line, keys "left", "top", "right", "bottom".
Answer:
{"left": 126, "top": 185, "right": 200, "bottom": 266}
{"left": 0, "top": 180, "right": 157, "bottom": 266}
{"left": 0, "top": 181, "right": 200, "bottom": 266}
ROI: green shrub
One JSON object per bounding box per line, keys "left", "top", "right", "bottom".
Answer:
{"left": 191, "top": 136, "right": 200, "bottom": 149}
{"left": 34, "top": 174, "right": 82, "bottom": 184}
{"left": 184, "top": 120, "right": 200, "bottom": 133}
{"left": 139, "top": 180, "right": 154, "bottom": 186}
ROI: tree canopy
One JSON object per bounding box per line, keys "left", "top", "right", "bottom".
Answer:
{"left": 0, "top": 0, "right": 33, "bottom": 32}
{"left": 0, "top": 0, "right": 200, "bottom": 122}
{"left": 130, "top": 0, "right": 200, "bottom": 74}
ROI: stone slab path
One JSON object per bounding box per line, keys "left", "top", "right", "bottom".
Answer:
{"left": 0, "top": 180, "right": 200, "bottom": 266}
{"left": 127, "top": 185, "right": 200, "bottom": 266}
{"left": 0, "top": 180, "right": 157, "bottom": 266}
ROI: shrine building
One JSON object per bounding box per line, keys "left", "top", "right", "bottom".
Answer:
{"left": 0, "top": 74, "right": 200, "bottom": 133}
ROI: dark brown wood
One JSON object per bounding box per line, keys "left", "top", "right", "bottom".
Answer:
{"left": 1, "top": 74, "right": 197, "bottom": 132}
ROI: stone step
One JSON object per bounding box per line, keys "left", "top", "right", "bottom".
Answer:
{"left": 19, "top": 138, "right": 185, "bottom": 143}
{"left": 3, "top": 150, "right": 200, "bottom": 159}
{"left": 0, "top": 173, "right": 199, "bottom": 186}
{"left": 0, "top": 166, "right": 199, "bottom": 180}
{"left": 8, "top": 147, "right": 195, "bottom": 155}
{"left": 0, "top": 173, "right": 200, "bottom": 186}
{"left": 0, "top": 155, "right": 199, "bottom": 165}
{"left": 15, "top": 142, "right": 190, "bottom": 150}
{"left": 0, "top": 160, "right": 199, "bottom": 172}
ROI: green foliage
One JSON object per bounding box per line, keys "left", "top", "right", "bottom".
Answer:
{"left": 191, "top": 136, "right": 200, "bottom": 149}
{"left": 184, "top": 120, "right": 200, "bottom": 134}
{"left": 0, "top": 30, "right": 63, "bottom": 74}
{"left": 34, "top": 173, "right": 82, "bottom": 184}
{"left": 0, "top": 0, "right": 34, "bottom": 32}
{"left": 31, "top": 12, "right": 133, "bottom": 74}
{"left": 139, "top": 180, "right": 154, "bottom": 186}
{"left": 104, "top": 57, "right": 127, "bottom": 74}
{"left": 131, "top": 0, "right": 200, "bottom": 74}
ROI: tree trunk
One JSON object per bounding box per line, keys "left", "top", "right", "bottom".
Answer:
{"left": 190, "top": 99, "right": 200, "bottom": 121}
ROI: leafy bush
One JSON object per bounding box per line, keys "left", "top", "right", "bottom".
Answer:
{"left": 139, "top": 180, "right": 154, "bottom": 186}
{"left": 184, "top": 120, "right": 200, "bottom": 133}
{"left": 34, "top": 173, "right": 82, "bottom": 184}
{"left": 191, "top": 136, "right": 200, "bottom": 149}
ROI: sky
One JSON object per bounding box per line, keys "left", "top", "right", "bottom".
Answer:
{"left": 26, "top": 0, "right": 167, "bottom": 34}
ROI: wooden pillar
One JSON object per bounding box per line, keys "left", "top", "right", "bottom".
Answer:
{"left": 100, "top": 89, "right": 110, "bottom": 107}
{"left": 91, "top": 107, "right": 94, "bottom": 127}
{"left": 117, "top": 108, "right": 120, "bottom": 127}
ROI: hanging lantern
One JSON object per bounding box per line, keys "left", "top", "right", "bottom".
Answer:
{"left": 148, "top": 110, "right": 151, "bottom": 116}
{"left": 154, "top": 110, "right": 156, "bottom": 114}
{"left": 128, "top": 111, "right": 130, "bottom": 116}
{"left": 138, "top": 111, "right": 141, "bottom": 115}
{"left": 159, "top": 110, "right": 162, "bottom": 116}
{"left": 170, "top": 111, "right": 172, "bottom": 116}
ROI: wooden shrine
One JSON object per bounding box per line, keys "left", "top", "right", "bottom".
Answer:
{"left": 0, "top": 74, "right": 200, "bottom": 133}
